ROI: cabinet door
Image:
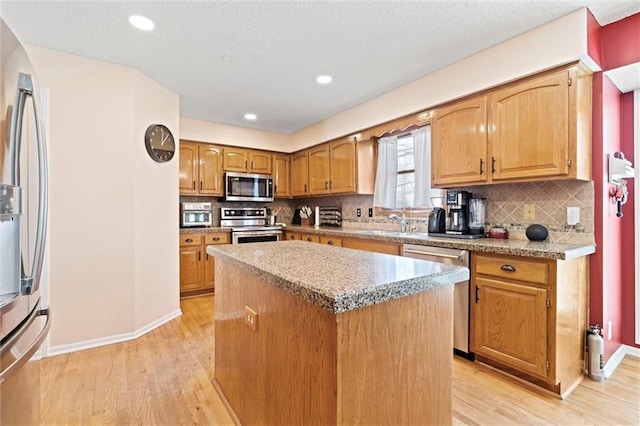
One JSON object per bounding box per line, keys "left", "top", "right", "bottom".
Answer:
{"left": 180, "top": 245, "right": 203, "bottom": 293}
{"left": 179, "top": 142, "right": 198, "bottom": 194}
{"left": 291, "top": 151, "right": 309, "bottom": 197}
{"left": 432, "top": 96, "right": 488, "bottom": 186}
{"left": 223, "top": 148, "right": 248, "bottom": 172}
{"left": 203, "top": 250, "right": 215, "bottom": 291}
{"left": 308, "top": 145, "right": 330, "bottom": 195}
{"left": 273, "top": 154, "right": 290, "bottom": 198}
{"left": 199, "top": 145, "right": 223, "bottom": 195}
{"left": 489, "top": 71, "right": 570, "bottom": 181}
{"left": 249, "top": 151, "right": 273, "bottom": 174}
{"left": 329, "top": 139, "right": 356, "bottom": 194}
{"left": 473, "top": 277, "right": 548, "bottom": 378}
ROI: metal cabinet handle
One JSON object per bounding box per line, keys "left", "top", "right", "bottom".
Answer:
{"left": 327, "top": 240, "right": 333, "bottom": 245}
{"left": 306, "top": 237, "right": 313, "bottom": 242}
{"left": 500, "top": 265, "right": 516, "bottom": 272}
{"left": 185, "top": 238, "right": 193, "bottom": 243}
{"left": 329, "top": 180, "right": 333, "bottom": 189}
{"left": 198, "top": 252, "right": 201, "bottom": 261}
{"left": 480, "top": 158, "right": 484, "bottom": 175}
{"left": 289, "top": 235, "right": 295, "bottom": 240}
{"left": 206, "top": 253, "right": 209, "bottom": 260}
{"left": 192, "top": 181, "right": 196, "bottom": 190}
{"left": 212, "top": 237, "right": 220, "bottom": 241}
{"left": 304, "top": 184, "right": 307, "bottom": 193}
{"left": 251, "top": 160, "right": 254, "bottom": 170}
{"left": 9, "top": 73, "right": 48, "bottom": 296}
{"left": 325, "top": 181, "right": 328, "bottom": 189}
{"left": 200, "top": 181, "right": 203, "bottom": 190}
{"left": 475, "top": 286, "right": 480, "bottom": 303}
{"left": 491, "top": 156, "right": 496, "bottom": 174}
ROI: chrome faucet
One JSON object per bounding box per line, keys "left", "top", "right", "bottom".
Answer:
{"left": 389, "top": 212, "right": 407, "bottom": 233}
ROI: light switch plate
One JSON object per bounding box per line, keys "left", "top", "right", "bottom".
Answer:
{"left": 567, "top": 207, "right": 580, "bottom": 225}
{"left": 244, "top": 306, "right": 258, "bottom": 332}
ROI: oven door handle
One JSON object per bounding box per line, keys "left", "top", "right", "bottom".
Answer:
{"left": 234, "top": 231, "right": 282, "bottom": 238}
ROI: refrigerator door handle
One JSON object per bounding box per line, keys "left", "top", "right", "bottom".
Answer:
{"left": 9, "top": 73, "right": 48, "bottom": 296}
{"left": 0, "top": 306, "right": 51, "bottom": 384}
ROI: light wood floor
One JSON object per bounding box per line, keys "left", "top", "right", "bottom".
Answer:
{"left": 37, "top": 295, "right": 640, "bottom": 425}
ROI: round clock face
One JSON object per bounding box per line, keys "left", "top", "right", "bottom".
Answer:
{"left": 145, "top": 124, "right": 175, "bottom": 162}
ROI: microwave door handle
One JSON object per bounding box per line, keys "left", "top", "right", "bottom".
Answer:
{"left": 11, "top": 73, "right": 49, "bottom": 295}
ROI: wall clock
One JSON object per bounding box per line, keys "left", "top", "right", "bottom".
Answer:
{"left": 144, "top": 124, "right": 175, "bottom": 162}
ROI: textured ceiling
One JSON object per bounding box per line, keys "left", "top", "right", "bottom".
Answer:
{"left": 1, "top": 1, "right": 639, "bottom": 134}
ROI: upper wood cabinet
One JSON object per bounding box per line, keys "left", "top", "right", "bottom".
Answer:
{"left": 273, "top": 154, "right": 291, "bottom": 198}
{"left": 296, "top": 137, "right": 374, "bottom": 197}
{"left": 291, "top": 151, "right": 309, "bottom": 197}
{"left": 432, "top": 96, "right": 488, "bottom": 186}
{"left": 308, "top": 144, "right": 330, "bottom": 195}
{"left": 179, "top": 141, "right": 223, "bottom": 196}
{"left": 432, "top": 63, "right": 592, "bottom": 187}
{"left": 222, "top": 147, "right": 273, "bottom": 174}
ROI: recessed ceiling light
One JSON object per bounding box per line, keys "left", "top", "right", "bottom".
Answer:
{"left": 316, "top": 75, "right": 333, "bottom": 84}
{"left": 244, "top": 113, "right": 257, "bottom": 121}
{"left": 128, "top": 15, "right": 155, "bottom": 31}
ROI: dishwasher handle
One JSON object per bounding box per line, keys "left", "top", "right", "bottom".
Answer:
{"left": 403, "top": 248, "right": 463, "bottom": 260}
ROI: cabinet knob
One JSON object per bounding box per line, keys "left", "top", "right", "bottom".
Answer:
{"left": 500, "top": 264, "right": 516, "bottom": 272}
{"left": 306, "top": 237, "right": 312, "bottom": 242}
{"left": 289, "top": 235, "right": 295, "bottom": 240}
{"left": 327, "top": 240, "right": 333, "bottom": 245}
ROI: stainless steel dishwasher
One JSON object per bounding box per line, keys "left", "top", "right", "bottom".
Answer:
{"left": 402, "top": 244, "right": 471, "bottom": 357}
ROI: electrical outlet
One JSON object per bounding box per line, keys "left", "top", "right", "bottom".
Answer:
{"left": 368, "top": 208, "right": 373, "bottom": 217}
{"left": 356, "top": 208, "right": 361, "bottom": 217}
{"left": 567, "top": 207, "right": 580, "bottom": 225}
{"left": 524, "top": 204, "right": 535, "bottom": 220}
{"left": 244, "top": 306, "right": 258, "bottom": 332}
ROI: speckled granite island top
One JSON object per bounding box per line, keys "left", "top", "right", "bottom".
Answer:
{"left": 284, "top": 225, "right": 595, "bottom": 260}
{"left": 207, "top": 240, "right": 469, "bottom": 313}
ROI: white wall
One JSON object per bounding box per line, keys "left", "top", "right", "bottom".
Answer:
{"left": 25, "top": 46, "right": 180, "bottom": 350}
{"left": 180, "top": 117, "right": 290, "bottom": 151}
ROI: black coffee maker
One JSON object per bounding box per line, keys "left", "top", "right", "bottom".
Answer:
{"left": 428, "top": 197, "right": 446, "bottom": 233}
{"left": 446, "top": 190, "right": 471, "bottom": 235}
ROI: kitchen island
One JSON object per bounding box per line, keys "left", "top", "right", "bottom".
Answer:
{"left": 207, "top": 240, "right": 469, "bottom": 425}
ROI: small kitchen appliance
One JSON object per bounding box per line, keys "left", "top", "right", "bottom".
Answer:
{"left": 468, "top": 198, "right": 486, "bottom": 235}
{"left": 446, "top": 190, "right": 471, "bottom": 235}
{"left": 428, "top": 196, "right": 446, "bottom": 234}
{"left": 180, "top": 202, "right": 213, "bottom": 227}
{"left": 225, "top": 172, "right": 273, "bottom": 202}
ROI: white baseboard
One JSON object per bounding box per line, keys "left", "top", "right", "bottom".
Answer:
{"left": 603, "top": 344, "right": 640, "bottom": 379}
{"left": 47, "top": 309, "right": 182, "bottom": 357}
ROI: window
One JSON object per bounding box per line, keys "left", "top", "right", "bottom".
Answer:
{"left": 396, "top": 135, "right": 415, "bottom": 208}
{"left": 373, "top": 125, "right": 442, "bottom": 210}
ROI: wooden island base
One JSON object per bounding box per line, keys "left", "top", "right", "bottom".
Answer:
{"left": 213, "top": 259, "right": 454, "bottom": 425}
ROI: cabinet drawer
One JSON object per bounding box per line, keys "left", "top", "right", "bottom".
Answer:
{"left": 475, "top": 254, "right": 549, "bottom": 285}
{"left": 180, "top": 235, "right": 203, "bottom": 246}
{"left": 302, "top": 234, "right": 320, "bottom": 243}
{"left": 320, "top": 236, "right": 342, "bottom": 247}
{"left": 205, "top": 232, "right": 229, "bottom": 245}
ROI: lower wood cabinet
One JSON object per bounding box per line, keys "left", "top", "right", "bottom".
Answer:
{"left": 179, "top": 232, "right": 229, "bottom": 297}
{"left": 470, "top": 252, "right": 588, "bottom": 397}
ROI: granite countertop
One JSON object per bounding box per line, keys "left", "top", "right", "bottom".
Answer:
{"left": 282, "top": 225, "right": 595, "bottom": 260}
{"left": 207, "top": 240, "right": 469, "bottom": 314}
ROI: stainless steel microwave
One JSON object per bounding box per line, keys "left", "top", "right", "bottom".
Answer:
{"left": 181, "top": 202, "right": 213, "bottom": 227}
{"left": 225, "top": 172, "right": 273, "bottom": 202}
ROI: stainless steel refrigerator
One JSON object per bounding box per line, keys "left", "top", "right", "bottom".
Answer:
{"left": 0, "top": 18, "right": 51, "bottom": 424}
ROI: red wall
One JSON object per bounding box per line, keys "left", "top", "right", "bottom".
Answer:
{"left": 590, "top": 12, "right": 640, "bottom": 356}
{"left": 602, "top": 13, "right": 640, "bottom": 70}
{"left": 620, "top": 93, "right": 637, "bottom": 347}
{"left": 591, "top": 74, "right": 625, "bottom": 360}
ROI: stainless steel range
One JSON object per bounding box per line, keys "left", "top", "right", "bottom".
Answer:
{"left": 221, "top": 207, "right": 282, "bottom": 244}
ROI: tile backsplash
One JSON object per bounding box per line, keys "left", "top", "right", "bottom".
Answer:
{"left": 181, "top": 179, "right": 594, "bottom": 244}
